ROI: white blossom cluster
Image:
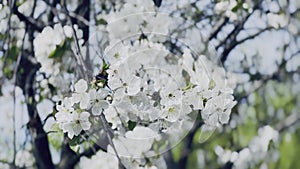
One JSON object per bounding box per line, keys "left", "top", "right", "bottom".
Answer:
{"left": 80, "top": 146, "right": 119, "bottom": 169}
{"left": 51, "top": 2, "right": 238, "bottom": 167}
{"left": 103, "top": 40, "right": 237, "bottom": 133}
{"left": 51, "top": 0, "right": 238, "bottom": 167}
{"left": 103, "top": 0, "right": 170, "bottom": 43}
{"left": 0, "top": 3, "right": 10, "bottom": 34}
{"left": 33, "top": 24, "right": 84, "bottom": 97}
{"left": 215, "top": 125, "right": 279, "bottom": 169}
{"left": 15, "top": 150, "right": 35, "bottom": 168}
{"left": 55, "top": 79, "right": 109, "bottom": 139}
{"left": 34, "top": 24, "right": 65, "bottom": 75}
{"left": 34, "top": 23, "right": 84, "bottom": 75}
{"left": 180, "top": 49, "right": 237, "bottom": 127}
{"left": 214, "top": 0, "right": 239, "bottom": 21}
{"left": 104, "top": 40, "right": 186, "bottom": 128}
{"left": 54, "top": 39, "right": 236, "bottom": 162}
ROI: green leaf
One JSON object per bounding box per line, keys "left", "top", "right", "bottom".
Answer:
{"left": 69, "top": 135, "right": 82, "bottom": 146}
{"left": 2, "top": 46, "right": 19, "bottom": 79}
{"left": 231, "top": 5, "right": 239, "bottom": 12}
{"left": 187, "top": 150, "right": 199, "bottom": 169}
{"left": 70, "top": 145, "right": 80, "bottom": 154}
{"left": 48, "top": 132, "right": 63, "bottom": 151}
{"left": 8, "top": 46, "right": 19, "bottom": 60}
{"left": 48, "top": 40, "right": 68, "bottom": 59}
{"left": 128, "top": 120, "right": 137, "bottom": 130}
{"left": 96, "top": 18, "right": 107, "bottom": 25}
{"left": 102, "top": 59, "right": 110, "bottom": 70}
{"left": 50, "top": 123, "right": 62, "bottom": 132}
{"left": 3, "top": 66, "right": 13, "bottom": 79}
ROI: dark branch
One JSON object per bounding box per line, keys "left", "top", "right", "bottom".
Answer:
{"left": 208, "top": 17, "right": 229, "bottom": 41}
{"left": 216, "top": 1, "right": 263, "bottom": 63}
{"left": 221, "top": 26, "right": 272, "bottom": 63}
{"left": 177, "top": 120, "right": 204, "bottom": 169}
{"left": 20, "top": 56, "right": 55, "bottom": 169}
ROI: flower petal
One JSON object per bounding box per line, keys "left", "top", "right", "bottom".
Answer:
{"left": 74, "top": 79, "right": 88, "bottom": 93}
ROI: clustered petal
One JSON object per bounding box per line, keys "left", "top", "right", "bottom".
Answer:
{"left": 55, "top": 79, "right": 110, "bottom": 138}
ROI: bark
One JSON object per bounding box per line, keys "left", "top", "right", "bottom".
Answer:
{"left": 18, "top": 51, "right": 55, "bottom": 169}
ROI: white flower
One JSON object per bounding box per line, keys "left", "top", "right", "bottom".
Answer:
{"left": 89, "top": 89, "right": 109, "bottom": 115}
{"left": 129, "top": 92, "right": 160, "bottom": 121}
{"left": 74, "top": 79, "right": 88, "bottom": 92}
{"left": 160, "top": 89, "right": 177, "bottom": 102}
{"left": 183, "top": 86, "right": 204, "bottom": 110}
{"left": 62, "top": 111, "right": 91, "bottom": 139}
{"left": 143, "top": 13, "right": 171, "bottom": 41}
{"left": 34, "top": 24, "right": 65, "bottom": 75}
{"left": 18, "top": 0, "right": 34, "bottom": 17}
{"left": 112, "top": 126, "right": 159, "bottom": 157}
{"left": 108, "top": 63, "right": 142, "bottom": 95}
{"left": 15, "top": 150, "right": 34, "bottom": 167}
{"left": 161, "top": 104, "right": 181, "bottom": 122}
{"left": 52, "top": 24, "right": 65, "bottom": 45}
{"left": 72, "top": 79, "right": 90, "bottom": 109}
{"left": 63, "top": 25, "right": 73, "bottom": 38}
{"left": 179, "top": 49, "right": 210, "bottom": 90}
{"left": 124, "top": 75, "right": 142, "bottom": 96}
{"left": 249, "top": 126, "right": 279, "bottom": 154}
{"left": 56, "top": 97, "right": 74, "bottom": 114}
{"left": 55, "top": 97, "right": 74, "bottom": 130}
{"left": 103, "top": 106, "right": 122, "bottom": 129}
{"left": 201, "top": 90, "right": 237, "bottom": 126}
{"left": 55, "top": 96, "right": 91, "bottom": 138}
{"left": 215, "top": 1, "right": 229, "bottom": 13}
{"left": 267, "top": 13, "right": 288, "bottom": 29}
{"left": 104, "top": 0, "right": 158, "bottom": 43}
{"left": 79, "top": 146, "right": 119, "bottom": 169}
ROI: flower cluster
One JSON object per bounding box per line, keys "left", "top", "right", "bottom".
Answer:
{"left": 53, "top": 0, "right": 237, "bottom": 164}
{"left": 34, "top": 23, "right": 84, "bottom": 75}
{"left": 103, "top": 0, "right": 170, "bottom": 43}
{"left": 55, "top": 79, "right": 109, "bottom": 139}
{"left": 80, "top": 146, "right": 119, "bottom": 169}
{"left": 33, "top": 23, "right": 86, "bottom": 98}
{"left": 104, "top": 40, "right": 187, "bottom": 132}
{"left": 54, "top": 37, "right": 237, "bottom": 162}
{"left": 215, "top": 125, "right": 279, "bottom": 169}
{"left": 34, "top": 24, "right": 65, "bottom": 75}
{"left": 180, "top": 49, "right": 237, "bottom": 129}
{"left": 101, "top": 38, "right": 237, "bottom": 151}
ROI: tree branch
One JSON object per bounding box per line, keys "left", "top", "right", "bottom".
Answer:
{"left": 16, "top": 15, "right": 54, "bottom": 168}
{"left": 216, "top": 1, "right": 263, "bottom": 63}
{"left": 208, "top": 17, "right": 229, "bottom": 41}
{"left": 177, "top": 120, "right": 204, "bottom": 169}
{"left": 277, "top": 113, "right": 300, "bottom": 132}
{"left": 221, "top": 26, "right": 272, "bottom": 63}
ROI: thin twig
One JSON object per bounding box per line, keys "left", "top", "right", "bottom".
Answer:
{"left": 277, "top": 113, "right": 300, "bottom": 132}
{"left": 8, "top": 0, "right": 18, "bottom": 165}
{"left": 99, "top": 112, "right": 125, "bottom": 169}
{"left": 216, "top": 1, "right": 263, "bottom": 63}
{"left": 43, "top": 0, "right": 89, "bottom": 26}
{"left": 207, "top": 17, "right": 229, "bottom": 41}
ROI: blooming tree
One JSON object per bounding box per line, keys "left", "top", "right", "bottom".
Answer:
{"left": 0, "top": 0, "right": 300, "bottom": 169}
